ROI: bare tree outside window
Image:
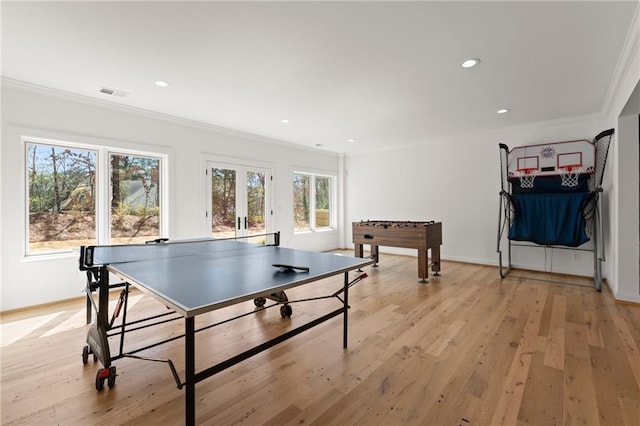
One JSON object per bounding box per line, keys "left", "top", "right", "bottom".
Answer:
{"left": 211, "top": 168, "right": 236, "bottom": 237}
{"left": 27, "top": 143, "right": 97, "bottom": 254}
{"left": 315, "top": 176, "right": 331, "bottom": 228}
{"left": 293, "top": 174, "right": 310, "bottom": 231}
{"left": 246, "top": 171, "right": 266, "bottom": 234}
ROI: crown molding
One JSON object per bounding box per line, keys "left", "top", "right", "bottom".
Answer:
{"left": 602, "top": 1, "right": 640, "bottom": 116}
{"left": 345, "top": 112, "right": 607, "bottom": 158}
{"left": 1, "top": 77, "right": 335, "bottom": 156}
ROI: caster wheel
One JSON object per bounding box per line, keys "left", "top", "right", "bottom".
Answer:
{"left": 95, "top": 370, "right": 105, "bottom": 391}
{"left": 82, "top": 346, "right": 90, "bottom": 364}
{"left": 95, "top": 367, "right": 111, "bottom": 391}
{"left": 280, "top": 305, "right": 293, "bottom": 318}
{"left": 254, "top": 297, "right": 266, "bottom": 307}
{"left": 107, "top": 366, "right": 117, "bottom": 388}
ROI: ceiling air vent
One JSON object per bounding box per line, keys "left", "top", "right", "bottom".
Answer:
{"left": 99, "top": 86, "right": 129, "bottom": 97}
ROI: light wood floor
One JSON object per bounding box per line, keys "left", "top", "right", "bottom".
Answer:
{"left": 2, "top": 253, "right": 640, "bottom": 425}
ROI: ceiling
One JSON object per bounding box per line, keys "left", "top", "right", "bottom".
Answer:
{"left": 1, "top": 1, "right": 637, "bottom": 154}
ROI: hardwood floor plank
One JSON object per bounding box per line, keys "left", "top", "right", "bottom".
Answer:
{"left": 283, "top": 388, "right": 345, "bottom": 425}
{"left": 610, "top": 309, "right": 640, "bottom": 389}
{"left": 590, "top": 345, "right": 629, "bottom": 425}
{"left": 563, "top": 321, "right": 600, "bottom": 425}
{"left": 544, "top": 294, "right": 566, "bottom": 370}
{"left": 491, "top": 286, "right": 548, "bottom": 425}
{"left": 620, "top": 395, "right": 640, "bottom": 425}
{"left": 582, "top": 297, "right": 605, "bottom": 348}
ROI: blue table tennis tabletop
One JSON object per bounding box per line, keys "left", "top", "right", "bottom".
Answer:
{"left": 90, "top": 239, "right": 372, "bottom": 317}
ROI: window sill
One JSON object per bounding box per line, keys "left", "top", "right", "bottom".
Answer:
{"left": 22, "top": 250, "right": 77, "bottom": 263}
{"left": 293, "top": 227, "right": 335, "bottom": 235}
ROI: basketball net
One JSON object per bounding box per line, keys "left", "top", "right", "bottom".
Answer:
{"left": 518, "top": 169, "right": 536, "bottom": 189}
{"left": 560, "top": 166, "right": 581, "bottom": 187}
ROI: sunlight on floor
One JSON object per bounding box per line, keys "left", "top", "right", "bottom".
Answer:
{"left": 1, "top": 312, "right": 63, "bottom": 347}
{"left": 1, "top": 294, "right": 145, "bottom": 346}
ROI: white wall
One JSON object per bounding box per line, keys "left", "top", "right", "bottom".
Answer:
{"left": 609, "top": 80, "right": 639, "bottom": 302}
{"left": 613, "top": 110, "right": 639, "bottom": 302}
{"left": 344, "top": 116, "right": 612, "bottom": 277}
{"left": 1, "top": 81, "right": 341, "bottom": 311}
{"left": 604, "top": 6, "right": 640, "bottom": 303}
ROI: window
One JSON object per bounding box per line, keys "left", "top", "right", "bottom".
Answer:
{"left": 293, "top": 172, "right": 334, "bottom": 232}
{"left": 110, "top": 153, "right": 161, "bottom": 244}
{"left": 26, "top": 143, "right": 98, "bottom": 254}
{"left": 25, "top": 139, "right": 165, "bottom": 256}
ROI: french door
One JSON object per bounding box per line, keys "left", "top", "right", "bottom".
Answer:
{"left": 207, "top": 162, "right": 271, "bottom": 242}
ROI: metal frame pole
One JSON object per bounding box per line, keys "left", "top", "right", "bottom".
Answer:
{"left": 343, "top": 272, "right": 348, "bottom": 348}
{"left": 185, "top": 317, "right": 195, "bottom": 426}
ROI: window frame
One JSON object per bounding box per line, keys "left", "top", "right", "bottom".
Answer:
{"left": 292, "top": 171, "right": 336, "bottom": 234}
{"left": 23, "top": 136, "right": 168, "bottom": 258}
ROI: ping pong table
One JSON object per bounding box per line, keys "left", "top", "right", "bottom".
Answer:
{"left": 78, "top": 232, "right": 372, "bottom": 425}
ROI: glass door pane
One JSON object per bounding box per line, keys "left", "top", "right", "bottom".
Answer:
{"left": 211, "top": 167, "right": 236, "bottom": 239}
{"left": 246, "top": 171, "right": 266, "bottom": 242}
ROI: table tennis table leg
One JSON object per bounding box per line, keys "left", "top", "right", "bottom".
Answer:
{"left": 185, "top": 317, "right": 195, "bottom": 426}
{"left": 86, "top": 291, "right": 93, "bottom": 324}
{"left": 343, "top": 272, "right": 348, "bottom": 348}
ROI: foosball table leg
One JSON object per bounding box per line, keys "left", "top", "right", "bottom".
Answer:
{"left": 431, "top": 261, "right": 441, "bottom": 276}
{"left": 430, "top": 246, "right": 442, "bottom": 276}
{"left": 354, "top": 243, "right": 366, "bottom": 272}
{"left": 370, "top": 245, "right": 379, "bottom": 267}
{"left": 418, "top": 249, "right": 429, "bottom": 283}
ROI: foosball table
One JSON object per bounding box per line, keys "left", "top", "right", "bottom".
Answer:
{"left": 352, "top": 220, "right": 442, "bottom": 282}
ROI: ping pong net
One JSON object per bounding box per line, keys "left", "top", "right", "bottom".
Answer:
{"left": 80, "top": 232, "right": 280, "bottom": 268}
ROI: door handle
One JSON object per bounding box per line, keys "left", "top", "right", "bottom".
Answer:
{"left": 244, "top": 216, "right": 248, "bottom": 229}
{"left": 237, "top": 217, "right": 241, "bottom": 230}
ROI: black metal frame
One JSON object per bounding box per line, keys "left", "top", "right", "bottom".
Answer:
{"left": 497, "top": 129, "right": 614, "bottom": 290}
{"left": 79, "top": 231, "right": 371, "bottom": 425}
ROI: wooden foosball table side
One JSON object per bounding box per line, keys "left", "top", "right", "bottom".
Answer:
{"left": 352, "top": 221, "right": 442, "bottom": 282}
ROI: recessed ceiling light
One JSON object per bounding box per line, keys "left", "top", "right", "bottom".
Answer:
{"left": 281, "top": 119, "right": 290, "bottom": 124}
{"left": 461, "top": 58, "right": 480, "bottom": 68}
{"left": 155, "top": 80, "right": 169, "bottom": 87}
{"left": 347, "top": 138, "right": 356, "bottom": 143}
{"left": 497, "top": 108, "right": 510, "bottom": 114}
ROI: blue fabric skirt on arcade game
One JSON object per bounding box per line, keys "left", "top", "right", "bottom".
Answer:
{"left": 507, "top": 173, "right": 593, "bottom": 247}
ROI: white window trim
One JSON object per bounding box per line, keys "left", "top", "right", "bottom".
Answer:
{"left": 22, "top": 136, "right": 169, "bottom": 259}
